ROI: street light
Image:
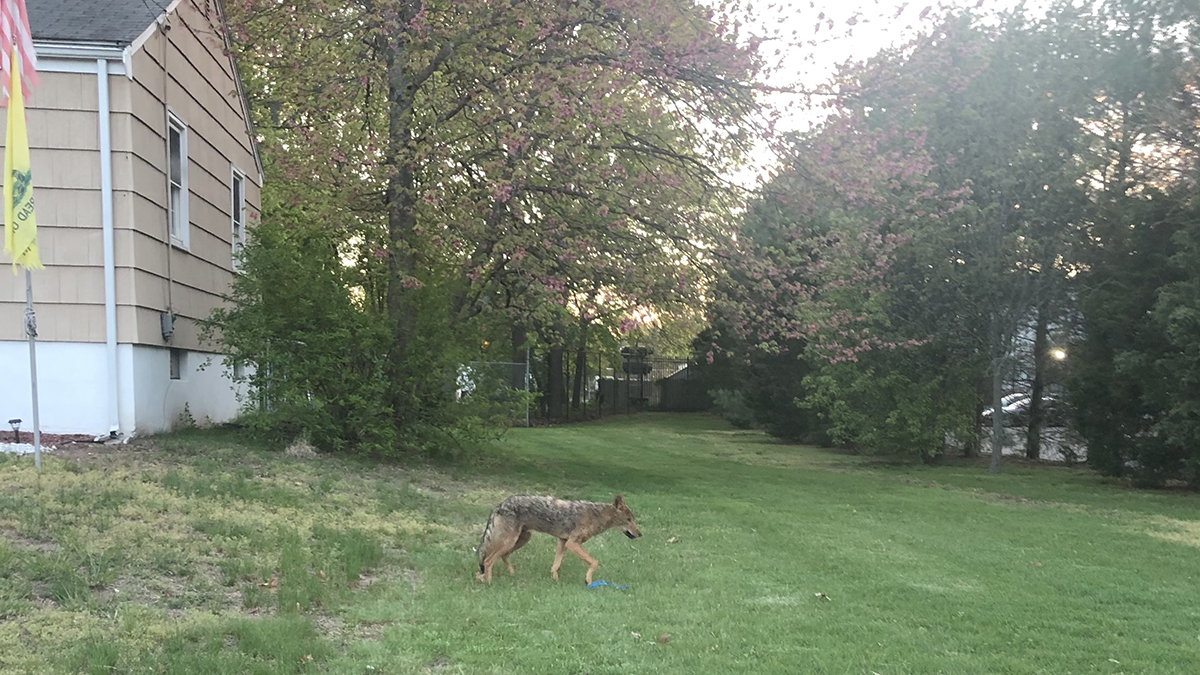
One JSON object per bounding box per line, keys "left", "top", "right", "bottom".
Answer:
{"left": 1052, "top": 349, "right": 1067, "bottom": 361}
{"left": 7, "top": 418, "right": 20, "bottom": 443}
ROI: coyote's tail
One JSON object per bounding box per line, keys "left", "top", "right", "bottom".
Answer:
{"left": 477, "top": 511, "right": 497, "bottom": 574}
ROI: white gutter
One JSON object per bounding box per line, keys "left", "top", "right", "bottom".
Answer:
{"left": 97, "top": 59, "right": 120, "bottom": 436}
{"left": 34, "top": 41, "right": 124, "bottom": 61}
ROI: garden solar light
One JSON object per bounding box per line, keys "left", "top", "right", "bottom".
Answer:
{"left": 8, "top": 419, "right": 20, "bottom": 443}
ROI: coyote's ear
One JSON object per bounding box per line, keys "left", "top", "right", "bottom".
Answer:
{"left": 613, "top": 494, "right": 625, "bottom": 507}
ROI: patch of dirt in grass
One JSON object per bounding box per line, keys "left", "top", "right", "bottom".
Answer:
{"left": 401, "top": 567, "right": 422, "bottom": 591}
{"left": 224, "top": 587, "right": 245, "bottom": 610}
{"left": 28, "top": 586, "right": 58, "bottom": 610}
{"left": 313, "top": 614, "right": 345, "bottom": 640}
{"left": 284, "top": 439, "right": 319, "bottom": 458}
{"left": 1136, "top": 515, "right": 1200, "bottom": 549}
{"left": 355, "top": 620, "right": 392, "bottom": 641}
{"left": 352, "top": 572, "right": 385, "bottom": 589}
{"left": 108, "top": 573, "right": 203, "bottom": 617}
{"left": 313, "top": 614, "right": 393, "bottom": 644}
{"left": 0, "top": 526, "right": 59, "bottom": 553}
{"left": 49, "top": 440, "right": 157, "bottom": 464}
{"left": 427, "top": 655, "right": 453, "bottom": 671}
{"left": 349, "top": 562, "right": 420, "bottom": 594}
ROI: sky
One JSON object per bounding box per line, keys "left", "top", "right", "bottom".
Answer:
{"left": 733, "top": 0, "right": 1035, "bottom": 182}
{"left": 758, "top": 0, "right": 1042, "bottom": 96}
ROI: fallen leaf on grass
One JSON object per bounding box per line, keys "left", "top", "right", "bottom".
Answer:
{"left": 814, "top": 592, "right": 831, "bottom": 601}
{"left": 656, "top": 633, "right": 670, "bottom": 644}
{"left": 260, "top": 574, "right": 279, "bottom": 590}
{"left": 299, "top": 654, "right": 313, "bottom": 664}
{"left": 631, "top": 632, "right": 641, "bottom": 639}
{"left": 1032, "top": 561, "right": 1043, "bottom": 568}
{"left": 1108, "top": 659, "right": 1120, "bottom": 664}
{"left": 667, "top": 537, "right": 680, "bottom": 544}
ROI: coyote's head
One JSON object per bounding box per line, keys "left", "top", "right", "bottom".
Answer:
{"left": 612, "top": 494, "right": 642, "bottom": 539}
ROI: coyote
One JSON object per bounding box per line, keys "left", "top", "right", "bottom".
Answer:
{"left": 476, "top": 494, "right": 642, "bottom": 584}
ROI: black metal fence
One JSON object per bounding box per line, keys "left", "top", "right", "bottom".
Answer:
{"left": 478, "top": 348, "right": 711, "bottom": 422}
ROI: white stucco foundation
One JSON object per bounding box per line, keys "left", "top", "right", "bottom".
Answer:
{"left": 120, "top": 344, "right": 245, "bottom": 434}
{"left": 0, "top": 341, "right": 109, "bottom": 434}
{"left": 0, "top": 340, "right": 245, "bottom": 436}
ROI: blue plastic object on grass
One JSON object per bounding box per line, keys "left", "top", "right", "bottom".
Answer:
{"left": 587, "top": 579, "right": 628, "bottom": 589}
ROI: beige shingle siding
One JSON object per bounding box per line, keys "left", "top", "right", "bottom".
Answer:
{"left": 0, "top": 70, "right": 105, "bottom": 342}
{"left": 123, "top": 0, "right": 261, "bottom": 352}
{"left": 0, "top": 0, "right": 261, "bottom": 349}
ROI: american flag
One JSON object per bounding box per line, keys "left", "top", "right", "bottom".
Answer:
{"left": 0, "top": 0, "right": 37, "bottom": 105}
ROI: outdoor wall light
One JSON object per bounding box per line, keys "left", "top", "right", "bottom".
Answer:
{"left": 8, "top": 418, "right": 20, "bottom": 443}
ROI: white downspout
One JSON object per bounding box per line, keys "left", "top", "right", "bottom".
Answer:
{"left": 98, "top": 58, "right": 120, "bottom": 436}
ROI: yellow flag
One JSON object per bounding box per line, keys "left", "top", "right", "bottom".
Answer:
{"left": 4, "top": 46, "right": 40, "bottom": 273}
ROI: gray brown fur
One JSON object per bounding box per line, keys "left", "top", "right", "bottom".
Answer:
{"left": 476, "top": 494, "right": 642, "bottom": 584}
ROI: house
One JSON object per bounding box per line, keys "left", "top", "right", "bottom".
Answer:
{"left": 0, "top": 0, "right": 262, "bottom": 437}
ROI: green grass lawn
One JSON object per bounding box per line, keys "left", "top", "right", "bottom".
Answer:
{"left": 0, "top": 414, "right": 1197, "bottom": 674}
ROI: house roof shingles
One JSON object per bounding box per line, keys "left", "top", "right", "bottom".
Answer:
{"left": 29, "top": 0, "right": 163, "bottom": 46}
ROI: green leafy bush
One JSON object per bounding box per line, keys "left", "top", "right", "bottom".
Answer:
{"left": 710, "top": 388, "right": 755, "bottom": 429}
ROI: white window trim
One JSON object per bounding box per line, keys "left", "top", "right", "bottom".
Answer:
{"left": 167, "top": 112, "right": 190, "bottom": 250}
{"left": 231, "top": 165, "right": 246, "bottom": 272}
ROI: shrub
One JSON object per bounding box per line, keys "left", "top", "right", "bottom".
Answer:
{"left": 710, "top": 389, "right": 754, "bottom": 429}
{"left": 204, "top": 215, "right": 528, "bottom": 457}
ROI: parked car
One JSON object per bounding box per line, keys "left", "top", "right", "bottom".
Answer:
{"left": 981, "top": 393, "right": 1029, "bottom": 420}
{"left": 984, "top": 393, "right": 1067, "bottom": 427}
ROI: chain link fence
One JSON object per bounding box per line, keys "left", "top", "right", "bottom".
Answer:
{"left": 456, "top": 360, "right": 532, "bottom": 426}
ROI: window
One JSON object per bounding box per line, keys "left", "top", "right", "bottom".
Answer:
{"left": 231, "top": 167, "right": 246, "bottom": 271}
{"left": 170, "top": 348, "right": 184, "bottom": 380}
{"left": 167, "top": 114, "right": 189, "bottom": 248}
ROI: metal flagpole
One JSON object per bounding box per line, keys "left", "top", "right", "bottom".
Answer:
{"left": 2, "top": 2, "right": 42, "bottom": 470}
{"left": 24, "top": 269, "right": 40, "bottom": 471}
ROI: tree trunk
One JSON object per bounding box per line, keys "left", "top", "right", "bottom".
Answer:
{"left": 966, "top": 375, "right": 988, "bottom": 458}
{"left": 511, "top": 323, "right": 527, "bottom": 391}
{"left": 1115, "top": 100, "right": 1131, "bottom": 195}
{"left": 572, "top": 347, "right": 587, "bottom": 410}
{"left": 383, "top": 29, "right": 420, "bottom": 412}
{"left": 1026, "top": 303, "right": 1049, "bottom": 459}
{"left": 547, "top": 347, "right": 565, "bottom": 419}
{"left": 989, "top": 357, "right": 1005, "bottom": 474}
{"left": 571, "top": 320, "right": 590, "bottom": 410}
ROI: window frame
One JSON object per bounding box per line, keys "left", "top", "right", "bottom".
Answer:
{"left": 169, "top": 348, "right": 185, "bottom": 380}
{"left": 167, "top": 112, "right": 189, "bottom": 249}
{"left": 230, "top": 165, "right": 246, "bottom": 272}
